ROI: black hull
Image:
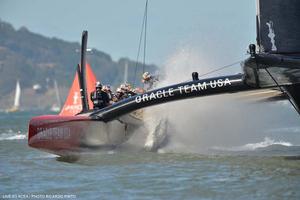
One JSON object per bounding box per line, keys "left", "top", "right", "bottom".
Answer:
{"left": 91, "top": 74, "right": 256, "bottom": 122}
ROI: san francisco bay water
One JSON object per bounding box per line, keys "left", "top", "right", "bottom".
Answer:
{"left": 0, "top": 110, "right": 300, "bottom": 200}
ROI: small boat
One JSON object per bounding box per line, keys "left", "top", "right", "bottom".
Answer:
{"left": 6, "top": 80, "right": 21, "bottom": 113}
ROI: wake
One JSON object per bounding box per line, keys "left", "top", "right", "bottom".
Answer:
{"left": 211, "top": 137, "right": 294, "bottom": 152}
{"left": 0, "top": 130, "right": 26, "bottom": 141}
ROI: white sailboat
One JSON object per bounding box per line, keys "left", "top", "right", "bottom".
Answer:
{"left": 7, "top": 80, "right": 21, "bottom": 112}
{"left": 50, "top": 80, "right": 61, "bottom": 112}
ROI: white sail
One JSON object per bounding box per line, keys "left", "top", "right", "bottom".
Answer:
{"left": 13, "top": 80, "right": 21, "bottom": 108}
{"left": 54, "top": 80, "right": 61, "bottom": 108}
{"left": 50, "top": 80, "right": 61, "bottom": 112}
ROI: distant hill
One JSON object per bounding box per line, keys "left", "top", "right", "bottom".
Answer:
{"left": 0, "top": 19, "right": 158, "bottom": 109}
{"left": 0, "top": 21, "right": 157, "bottom": 94}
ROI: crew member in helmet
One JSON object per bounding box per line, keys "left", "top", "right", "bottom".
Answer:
{"left": 90, "top": 81, "right": 110, "bottom": 109}
{"left": 102, "top": 85, "right": 112, "bottom": 100}
{"left": 123, "top": 83, "right": 136, "bottom": 97}
{"left": 103, "top": 84, "right": 116, "bottom": 105}
{"left": 119, "top": 84, "right": 130, "bottom": 99}
{"left": 141, "top": 71, "right": 158, "bottom": 91}
{"left": 114, "top": 87, "right": 125, "bottom": 101}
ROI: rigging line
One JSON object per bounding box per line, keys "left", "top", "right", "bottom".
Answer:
{"left": 264, "top": 68, "right": 299, "bottom": 112}
{"left": 181, "top": 59, "right": 244, "bottom": 83}
{"left": 142, "top": 0, "right": 148, "bottom": 75}
{"left": 134, "top": 0, "right": 148, "bottom": 86}
{"left": 198, "top": 59, "right": 244, "bottom": 78}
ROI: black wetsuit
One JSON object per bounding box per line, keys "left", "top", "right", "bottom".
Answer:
{"left": 90, "top": 90, "right": 110, "bottom": 109}
{"left": 126, "top": 91, "right": 136, "bottom": 97}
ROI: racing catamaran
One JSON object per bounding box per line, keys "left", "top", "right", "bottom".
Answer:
{"left": 28, "top": 0, "right": 300, "bottom": 156}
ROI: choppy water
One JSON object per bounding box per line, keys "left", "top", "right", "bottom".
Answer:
{"left": 0, "top": 110, "right": 300, "bottom": 200}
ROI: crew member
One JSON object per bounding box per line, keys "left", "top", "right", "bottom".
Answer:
{"left": 123, "top": 83, "right": 136, "bottom": 97}
{"left": 90, "top": 82, "right": 110, "bottom": 109}
{"left": 103, "top": 85, "right": 113, "bottom": 100}
{"left": 118, "top": 84, "right": 129, "bottom": 99}
{"left": 114, "top": 87, "right": 125, "bottom": 101}
{"left": 141, "top": 72, "right": 158, "bottom": 91}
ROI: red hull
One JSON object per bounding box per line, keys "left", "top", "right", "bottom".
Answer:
{"left": 28, "top": 115, "right": 91, "bottom": 156}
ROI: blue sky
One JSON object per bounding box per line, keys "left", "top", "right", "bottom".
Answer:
{"left": 0, "top": 0, "right": 256, "bottom": 67}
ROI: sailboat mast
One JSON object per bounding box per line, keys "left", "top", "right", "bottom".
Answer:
{"left": 80, "top": 31, "right": 89, "bottom": 112}
{"left": 124, "top": 61, "right": 128, "bottom": 83}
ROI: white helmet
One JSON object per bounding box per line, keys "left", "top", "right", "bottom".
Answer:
{"left": 103, "top": 85, "right": 111, "bottom": 91}
{"left": 116, "top": 88, "right": 122, "bottom": 93}
{"left": 95, "top": 81, "right": 102, "bottom": 89}
{"left": 142, "top": 72, "right": 151, "bottom": 80}
{"left": 120, "top": 84, "right": 126, "bottom": 90}
{"left": 124, "top": 83, "right": 132, "bottom": 90}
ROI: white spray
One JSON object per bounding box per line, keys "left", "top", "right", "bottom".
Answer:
{"left": 140, "top": 45, "right": 300, "bottom": 154}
